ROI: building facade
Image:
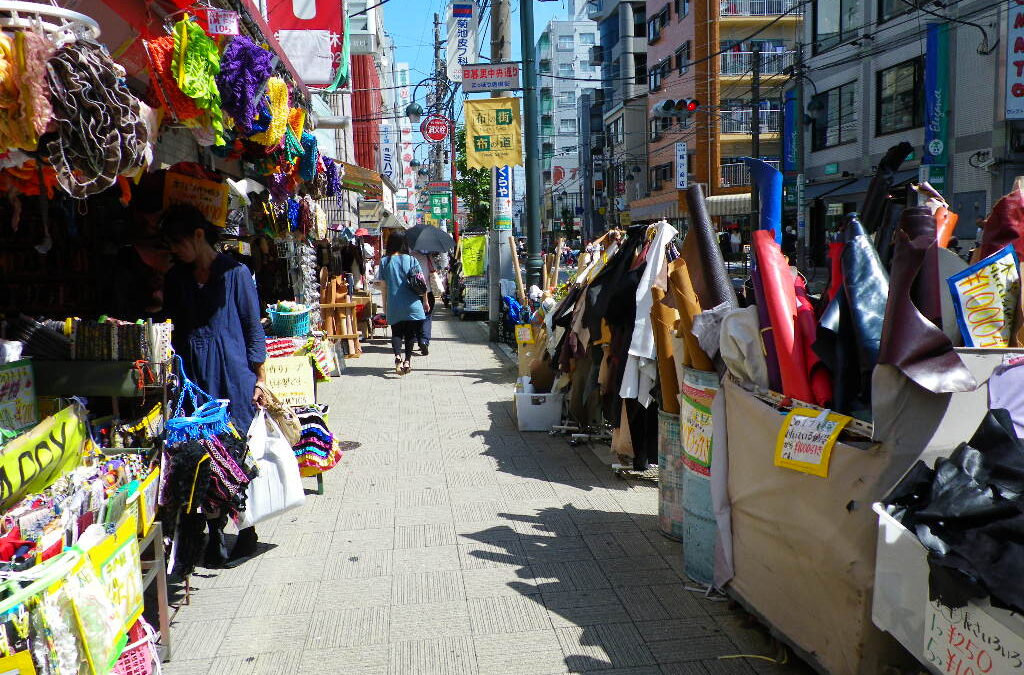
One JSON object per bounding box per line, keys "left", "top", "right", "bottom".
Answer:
{"left": 800, "top": 0, "right": 1004, "bottom": 262}
{"left": 538, "top": 1, "right": 598, "bottom": 242}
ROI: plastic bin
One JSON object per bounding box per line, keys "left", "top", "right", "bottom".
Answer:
{"left": 514, "top": 391, "right": 564, "bottom": 432}
{"left": 268, "top": 308, "right": 311, "bottom": 337}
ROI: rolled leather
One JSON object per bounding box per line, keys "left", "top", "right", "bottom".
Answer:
{"left": 683, "top": 184, "right": 738, "bottom": 310}
{"left": 863, "top": 141, "right": 915, "bottom": 264}
{"left": 743, "top": 157, "right": 783, "bottom": 245}
{"left": 753, "top": 230, "right": 814, "bottom": 403}
{"left": 974, "top": 187, "right": 1024, "bottom": 263}
{"left": 795, "top": 274, "right": 833, "bottom": 406}
{"left": 667, "top": 258, "right": 714, "bottom": 372}
{"left": 878, "top": 222, "right": 977, "bottom": 394}
{"left": 751, "top": 250, "right": 783, "bottom": 393}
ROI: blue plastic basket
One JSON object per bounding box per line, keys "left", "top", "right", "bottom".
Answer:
{"left": 268, "top": 308, "right": 311, "bottom": 337}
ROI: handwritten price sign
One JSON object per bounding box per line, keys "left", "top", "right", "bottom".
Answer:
{"left": 206, "top": 9, "right": 239, "bottom": 35}
{"left": 925, "top": 599, "right": 1024, "bottom": 674}
{"left": 774, "top": 407, "right": 851, "bottom": 478}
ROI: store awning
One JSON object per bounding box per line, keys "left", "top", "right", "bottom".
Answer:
{"left": 341, "top": 163, "right": 384, "bottom": 199}
{"left": 805, "top": 169, "right": 919, "bottom": 202}
{"left": 380, "top": 213, "right": 406, "bottom": 229}
{"left": 705, "top": 193, "right": 753, "bottom": 216}
{"left": 358, "top": 200, "right": 383, "bottom": 223}
{"left": 804, "top": 178, "right": 857, "bottom": 200}
{"left": 629, "top": 199, "right": 681, "bottom": 222}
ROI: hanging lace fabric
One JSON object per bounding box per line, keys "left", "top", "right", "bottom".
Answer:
{"left": 216, "top": 35, "right": 275, "bottom": 134}
{"left": 45, "top": 41, "right": 150, "bottom": 198}
{"left": 0, "top": 31, "right": 52, "bottom": 152}
{"left": 172, "top": 17, "right": 225, "bottom": 145}
{"left": 143, "top": 34, "right": 203, "bottom": 122}
{"left": 299, "top": 131, "right": 319, "bottom": 182}
{"left": 249, "top": 77, "right": 289, "bottom": 146}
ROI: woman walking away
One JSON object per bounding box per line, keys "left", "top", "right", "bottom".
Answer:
{"left": 379, "top": 230, "right": 429, "bottom": 374}
{"left": 160, "top": 204, "right": 268, "bottom": 568}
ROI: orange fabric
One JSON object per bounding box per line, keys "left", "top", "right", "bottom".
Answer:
{"left": 934, "top": 206, "right": 959, "bottom": 248}
{"left": 144, "top": 35, "right": 203, "bottom": 121}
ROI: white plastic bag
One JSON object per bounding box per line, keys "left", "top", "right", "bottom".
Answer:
{"left": 234, "top": 410, "right": 306, "bottom": 528}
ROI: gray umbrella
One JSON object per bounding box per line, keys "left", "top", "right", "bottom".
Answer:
{"left": 406, "top": 225, "right": 456, "bottom": 253}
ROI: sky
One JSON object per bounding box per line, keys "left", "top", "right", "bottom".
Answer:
{"left": 384, "top": 0, "right": 568, "bottom": 88}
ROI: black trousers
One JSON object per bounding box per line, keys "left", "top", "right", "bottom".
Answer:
{"left": 391, "top": 320, "right": 423, "bottom": 360}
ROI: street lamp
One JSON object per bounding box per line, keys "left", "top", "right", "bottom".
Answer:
{"left": 405, "top": 102, "right": 424, "bottom": 124}
{"left": 409, "top": 159, "right": 421, "bottom": 170}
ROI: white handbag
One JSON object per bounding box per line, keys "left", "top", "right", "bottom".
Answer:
{"left": 234, "top": 410, "right": 306, "bottom": 528}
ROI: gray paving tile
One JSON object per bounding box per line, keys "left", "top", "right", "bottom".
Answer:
{"left": 298, "top": 645, "right": 389, "bottom": 675}
{"left": 475, "top": 630, "right": 570, "bottom": 675}
{"left": 532, "top": 560, "right": 611, "bottom": 592}
{"left": 555, "top": 623, "right": 656, "bottom": 671}
{"left": 316, "top": 576, "right": 393, "bottom": 608}
{"left": 170, "top": 618, "right": 230, "bottom": 660}
{"left": 218, "top": 614, "right": 310, "bottom": 656}
{"left": 462, "top": 565, "right": 539, "bottom": 597}
{"left": 324, "top": 549, "right": 394, "bottom": 579}
{"left": 393, "top": 544, "right": 462, "bottom": 573}
{"left": 543, "top": 589, "right": 633, "bottom": 627}
{"left": 210, "top": 650, "right": 304, "bottom": 675}
{"left": 468, "top": 595, "right": 552, "bottom": 634}
{"left": 390, "top": 635, "right": 478, "bottom": 675}
{"left": 395, "top": 523, "right": 459, "bottom": 548}
{"left": 236, "top": 580, "right": 321, "bottom": 617}
{"left": 390, "top": 601, "right": 472, "bottom": 641}
{"left": 392, "top": 569, "right": 467, "bottom": 604}
{"left": 306, "top": 606, "right": 390, "bottom": 649}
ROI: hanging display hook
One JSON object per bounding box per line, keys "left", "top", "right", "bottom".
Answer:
{"left": 0, "top": 0, "right": 100, "bottom": 41}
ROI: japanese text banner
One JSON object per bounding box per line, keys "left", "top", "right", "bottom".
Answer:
{"left": 464, "top": 98, "right": 523, "bottom": 169}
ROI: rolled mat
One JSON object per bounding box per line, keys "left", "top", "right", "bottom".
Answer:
{"left": 743, "top": 157, "right": 783, "bottom": 245}
{"left": 683, "top": 184, "right": 738, "bottom": 310}
{"left": 878, "top": 225, "right": 976, "bottom": 394}
{"left": 652, "top": 287, "right": 681, "bottom": 414}
{"left": 752, "top": 230, "right": 813, "bottom": 403}
{"left": 667, "top": 258, "right": 714, "bottom": 372}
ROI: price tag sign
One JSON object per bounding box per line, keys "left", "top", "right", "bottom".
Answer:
{"left": 925, "top": 599, "right": 1024, "bottom": 674}
{"left": 774, "top": 407, "right": 851, "bottom": 478}
{"left": 206, "top": 9, "right": 239, "bottom": 35}
{"left": 514, "top": 324, "right": 534, "bottom": 345}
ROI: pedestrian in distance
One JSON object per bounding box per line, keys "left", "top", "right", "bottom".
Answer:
{"left": 379, "top": 230, "right": 429, "bottom": 375}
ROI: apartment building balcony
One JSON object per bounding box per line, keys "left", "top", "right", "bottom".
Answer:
{"left": 720, "top": 160, "right": 780, "bottom": 187}
{"left": 719, "top": 51, "right": 795, "bottom": 78}
{"left": 719, "top": 0, "right": 804, "bottom": 18}
{"left": 589, "top": 45, "right": 603, "bottom": 67}
{"left": 586, "top": 0, "right": 604, "bottom": 20}
{"left": 720, "top": 109, "right": 782, "bottom": 136}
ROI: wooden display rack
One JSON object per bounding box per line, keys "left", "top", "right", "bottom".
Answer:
{"left": 319, "top": 270, "right": 362, "bottom": 358}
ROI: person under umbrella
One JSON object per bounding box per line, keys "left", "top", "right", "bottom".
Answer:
{"left": 404, "top": 225, "right": 455, "bottom": 355}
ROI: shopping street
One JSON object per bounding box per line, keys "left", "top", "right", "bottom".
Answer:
{"left": 160, "top": 311, "right": 812, "bottom": 675}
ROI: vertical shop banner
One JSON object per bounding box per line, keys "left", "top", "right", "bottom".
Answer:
{"left": 446, "top": 1, "right": 477, "bottom": 83}
{"left": 266, "top": 0, "right": 345, "bottom": 85}
{"left": 464, "top": 98, "right": 523, "bottom": 169}
{"left": 461, "top": 235, "right": 487, "bottom": 276}
{"left": 924, "top": 23, "right": 949, "bottom": 169}
{"left": 380, "top": 123, "right": 396, "bottom": 184}
{"left": 1007, "top": 4, "right": 1024, "bottom": 120}
{"left": 675, "top": 142, "right": 688, "bottom": 190}
{"left": 782, "top": 89, "right": 798, "bottom": 173}
{"left": 494, "top": 166, "right": 513, "bottom": 230}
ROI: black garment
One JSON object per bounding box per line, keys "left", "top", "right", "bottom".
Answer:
{"left": 418, "top": 293, "right": 435, "bottom": 347}
{"left": 392, "top": 320, "right": 423, "bottom": 361}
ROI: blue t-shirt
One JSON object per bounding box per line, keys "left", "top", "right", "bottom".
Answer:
{"left": 380, "top": 254, "right": 426, "bottom": 324}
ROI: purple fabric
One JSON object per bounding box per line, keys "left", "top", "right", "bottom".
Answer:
{"left": 216, "top": 36, "right": 275, "bottom": 134}
{"left": 267, "top": 172, "right": 290, "bottom": 203}
{"left": 990, "top": 361, "right": 1024, "bottom": 438}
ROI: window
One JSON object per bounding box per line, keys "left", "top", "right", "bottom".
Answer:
{"left": 813, "top": 0, "right": 859, "bottom": 53}
{"left": 606, "top": 118, "right": 624, "bottom": 144}
{"left": 675, "top": 42, "right": 691, "bottom": 74}
{"left": 649, "top": 117, "right": 672, "bottom": 140}
{"left": 580, "top": 32, "right": 596, "bottom": 45}
{"left": 878, "top": 0, "right": 910, "bottom": 22}
{"left": 648, "top": 59, "right": 669, "bottom": 92}
{"left": 809, "top": 82, "right": 857, "bottom": 150}
{"left": 558, "top": 63, "right": 575, "bottom": 77}
{"left": 558, "top": 92, "right": 574, "bottom": 108}
{"left": 633, "top": 6, "right": 646, "bottom": 37}
{"left": 581, "top": 62, "right": 596, "bottom": 73}
{"left": 348, "top": 1, "right": 370, "bottom": 31}
{"left": 648, "top": 163, "right": 672, "bottom": 190}
{"left": 877, "top": 57, "right": 923, "bottom": 135}
{"left": 675, "top": 0, "right": 690, "bottom": 17}
{"left": 647, "top": 5, "right": 670, "bottom": 43}
{"left": 559, "top": 119, "right": 577, "bottom": 134}
{"left": 557, "top": 35, "right": 574, "bottom": 50}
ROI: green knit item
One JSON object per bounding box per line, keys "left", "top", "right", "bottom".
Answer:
{"left": 172, "top": 19, "right": 225, "bottom": 146}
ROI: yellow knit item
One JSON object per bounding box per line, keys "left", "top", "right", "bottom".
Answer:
{"left": 250, "top": 77, "right": 289, "bottom": 146}
{"left": 0, "top": 34, "right": 34, "bottom": 151}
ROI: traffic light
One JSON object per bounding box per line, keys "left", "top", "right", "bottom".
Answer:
{"left": 652, "top": 99, "right": 700, "bottom": 121}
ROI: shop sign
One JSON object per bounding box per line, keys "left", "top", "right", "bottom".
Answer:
{"left": 0, "top": 405, "right": 87, "bottom": 512}
{"left": 264, "top": 356, "right": 315, "bottom": 407}
{"left": 774, "top": 407, "right": 852, "bottom": 478}
{"left": 206, "top": 9, "right": 239, "bottom": 35}
{"left": 163, "top": 173, "right": 230, "bottom": 228}
{"left": 494, "top": 165, "right": 513, "bottom": 231}
{"left": 380, "top": 123, "right": 397, "bottom": 184}
{"left": 823, "top": 162, "right": 839, "bottom": 175}
{"left": 430, "top": 192, "right": 452, "bottom": 219}
{"left": 446, "top": 1, "right": 478, "bottom": 82}
{"left": 1007, "top": 3, "right": 1024, "bottom": 120}
{"left": 681, "top": 369, "right": 718, "bottom": 476}
{"left": 464, "top": 98, "right": 523, "bottom": 169}
{"left": 0, "top": 360, "right": 37, "bottom": 432}
{"left": 462, "top": 62, "right": 521, "bottom": 93}
{"left": 88, "top": 514, "right": 144, "bottom": 633}
{"left": 919, "top": 164, "right": 947, "bottom": 194}
{"left": 421, "top": 116, "right": 451, "bottom": 142}
{"left": 460, "top": 235, "right": 487, "bottom": 276}
{"left": 264, "top": 0, "right": 343, "bottom": 84}
{"left": 782, "top": 89, "right": 798, "bottom": 173}
{"left": 924, "top": 598, "right": 1024, "bottom": 674}
{"left": 948, "top": 245, "right": 1021, "bottom": 348}
{"left": 675, "top": 142, "right": 688, "bottom": 190}
{"left": 924, "top": 23, "right": 950, "bottom": 165}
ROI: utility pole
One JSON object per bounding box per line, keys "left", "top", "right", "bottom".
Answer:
{"left": 750, "top": 44, "right": 761, "bottom": 232}
{"left": 520, "top": 0, "right": 543, "bottom": 288}
{"left": 488, "top": 0, "right": 513, "bottom": 338}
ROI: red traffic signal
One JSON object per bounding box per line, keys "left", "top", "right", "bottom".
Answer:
{"left": 684, "top": 98, "right": 699, "bottom": 112}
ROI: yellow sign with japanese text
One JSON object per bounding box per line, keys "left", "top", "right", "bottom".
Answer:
{"left": 460, "top": 235, "right": 487, "bottom": 276}
{"left": 0, "top": 404, "right": 87, "bottom": 512}
{"left": 163, "top": 172, "right": 231, "bottom": 227}
{"left": 465, "top": 98, "right": 523, "bottom": 169}
{"left": 774, "top": 407, "right": 852, "bottom": 478}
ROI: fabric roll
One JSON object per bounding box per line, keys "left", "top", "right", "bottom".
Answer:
{"left": 750, "top": 251, "right": 783, "bottom": 393}
{"left": 719, "top": 306, "right": 769, "bottom": 390}
{"left": 752, "top": 230, "right": 813, "bottom": 403}
{"left": 826, "top": 242, "right": 845, "bottom": 303}
{"left": 795, "top": 275, "right": 832, "bottom": 406}
{"left": 974, "top": 186, "right": 1024, "bottom": 262}
{"left": 863, "top": 142, "right": 914, "bottom": 264}
{"left": 878, "top": 222, "right": 976, "bottom": 394}
{"left": 652, "top": 288, "right": 681, "bottom": 414}
{"left": 743, "top": 157, "right": 783, "bottom": 245}
{"left": 683, "top": 184, "right": 738, "bottom": 310}
{"left": 667, "top": 258, "right": 714, "bottom": 372}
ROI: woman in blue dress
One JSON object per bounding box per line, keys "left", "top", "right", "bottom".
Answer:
{"left": 379, "top": 230, "right": 429, "bottom": 375}
{"left": 161, "top": 204, "right": 267, "bottom": 567}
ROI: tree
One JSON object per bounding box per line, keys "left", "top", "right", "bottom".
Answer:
{"left": 454, "top": 127, "right": 491, "bottom": 231}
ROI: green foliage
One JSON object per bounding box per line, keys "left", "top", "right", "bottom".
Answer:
{"left": 454, "top": 127, "right": 492, "bottom": 231}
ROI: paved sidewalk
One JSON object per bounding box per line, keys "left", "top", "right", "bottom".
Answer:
{"left": 162, "top": 310, "right": 813, "bottom": 675}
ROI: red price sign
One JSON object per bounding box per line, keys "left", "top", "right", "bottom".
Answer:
{"left": 925, "top": 599, "right": 1024, "bottom": 675}
{"left": 420, "top": 116, "right": 450, "bottom": 142}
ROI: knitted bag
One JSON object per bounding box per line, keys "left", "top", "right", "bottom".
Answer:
{"left": 292, "top": 405, "right": 343, "bottom": 477}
